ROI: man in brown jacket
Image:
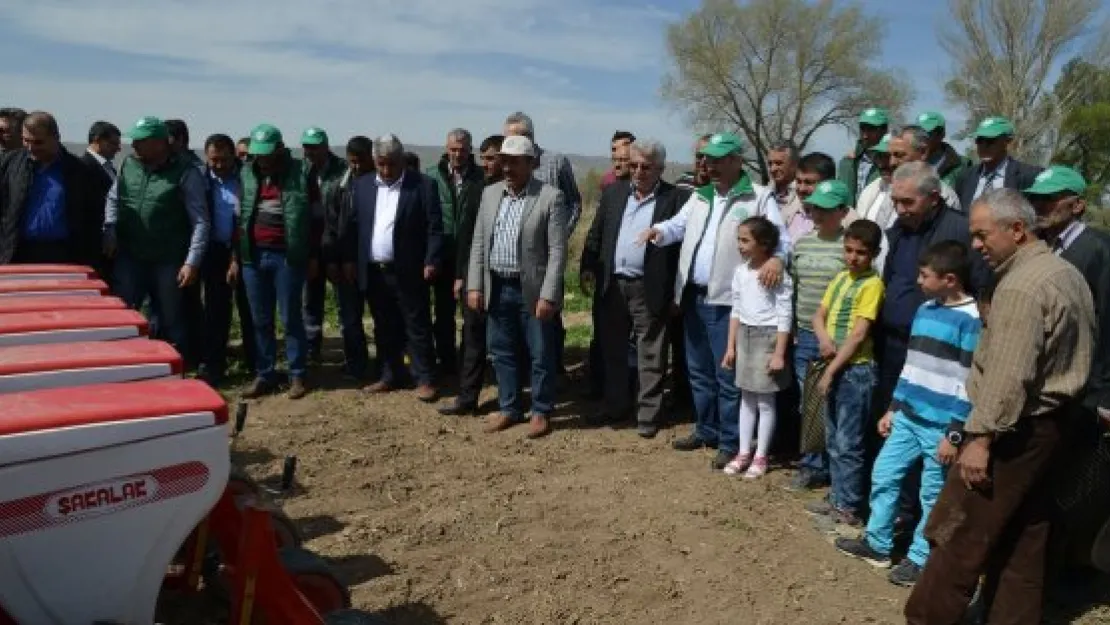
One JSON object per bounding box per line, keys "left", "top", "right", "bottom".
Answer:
{"left": 905, "top": 188, "right": 1096, "bottom": 624}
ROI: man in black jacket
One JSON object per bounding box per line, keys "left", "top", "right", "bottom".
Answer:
{"left": 81, "top": 121, "right": 121, "bottom": 286}
{"left": 580, "top": 139, "right": 683, "bottom": 438}
{"left": 0, "top": 111, "right": 102, "bottom": 266}
{"left": 953, "top": 116, "right": 1042, "bottom": 211}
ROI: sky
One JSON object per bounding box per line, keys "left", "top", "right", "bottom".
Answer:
{"left": 0, "top": 1, "right": 973, "bottom": 162}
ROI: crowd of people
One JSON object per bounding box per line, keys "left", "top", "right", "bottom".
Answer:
{"left": 0, "top": 104, "right": 1108, "bottom": 623}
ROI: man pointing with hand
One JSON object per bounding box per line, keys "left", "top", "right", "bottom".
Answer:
{"left": 467, "top": 135, "right": 567, "bottom": 439}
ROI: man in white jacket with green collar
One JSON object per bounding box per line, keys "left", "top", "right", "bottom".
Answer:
{"left": 639, "top": 132, "right": 791, "bottom": 470}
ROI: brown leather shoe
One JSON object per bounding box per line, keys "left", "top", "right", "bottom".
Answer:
{"left": 288, "top": 378, "right": 308, "bottom": 400}
{"left": 363, "top": 380, "right": 392, "bottom": 394}
{"left": 484, "top": 413, "right": 517, "bottom": 433}
{"left": 414, "top": 384, "right": 437, "bottom": 403}
{"left": 242, "top": 378, "right": 272, "bottom": 399}
{"left": 526, "top": 413, "right": 551, "bottom": 439}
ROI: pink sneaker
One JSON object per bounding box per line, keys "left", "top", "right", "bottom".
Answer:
{"left": 723, "top": 453, "right": 752, "bottom": 476}
{"left": 744, "top": 456, "right": 769, "bottom": 479}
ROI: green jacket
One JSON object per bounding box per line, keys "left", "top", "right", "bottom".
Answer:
{"left": 933, "top": 142, "right": 972, "bottom": 187}
{"left": 426, "top": 155, "right": 485, "bottom": 271}
{"left": 837, "top": 141, "right": 881, "bottom": 205}
{"left": 238, "top": 151, "right": 311, "bottom": 267}
{"left": 116, "top": 154, "right": 193, "bottom": 265}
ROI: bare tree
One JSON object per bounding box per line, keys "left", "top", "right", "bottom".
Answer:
{"left": 940, "top": 0, "right": 1102, "bottom": 162}
{"left": 661, "top": 0, "right": 911, "bottom": 181}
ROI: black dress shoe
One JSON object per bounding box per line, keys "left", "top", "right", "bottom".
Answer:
{"left": 437, "top": 400, "right": 478, "bottom": 416}
{"left": 637, "top": 423, "right": 660, "bottom": 439}
{"left": 711, "top": 450, "right": 733, "bottom": 471}
{"left": 672, "top": 433, "right": 712, "bottom": 451}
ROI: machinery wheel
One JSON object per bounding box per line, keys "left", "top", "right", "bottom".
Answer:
{"left": 265, "top": 504, "right": 304, "bottom": 550}
{"left": 324, "top": 609, "right": 389, "bottom": 625}
{"left": 279, "top": 547, "right": 351, "bottom": 615}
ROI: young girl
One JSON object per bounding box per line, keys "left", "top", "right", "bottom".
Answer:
{"left": 722, "top": 216, "right": 794, "bottom": 479}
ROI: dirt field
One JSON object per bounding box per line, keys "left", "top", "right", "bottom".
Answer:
{"left": 225, "top": 344, "right": 1110, "bottom": 625}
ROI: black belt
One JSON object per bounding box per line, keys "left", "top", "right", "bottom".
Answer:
{"left": 369, "top": 261, "right": 395, "bottom": 272}
{"left": 688, "top": 283, "right": 708, "bottom": 296}
{"left": 492, "top": 271, "right": 521, "bottom": 281}
{"left": 613, "top": 274, "right": 643, "bottom": 282}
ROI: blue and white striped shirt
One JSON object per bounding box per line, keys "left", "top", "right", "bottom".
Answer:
{"left": 890, "top": 297, "right": 982, "bottom": 426}
{"left": 489, "top": 191, "right": 527, "bottom": 277}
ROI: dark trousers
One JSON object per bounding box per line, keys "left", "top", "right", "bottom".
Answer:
{"left": 457, "top": 305, "right": 487, "bottom": 405}
{"left": 905, "top": 413, "right": 1065, "bottom": 625}
{"left": 431, "top": 258, "right": 458, "bottom": 373}
{"left": 364, "top": 262, "right": 435, "bottom": 387}
{"left": 304, "top": 270, "right": 369, "bottom": 377}
{"left": 600, "top": 277, "right": 668, "bottom": 425}
{"left": 12, "top": 240, "right": 72, "bottom": 264}
{"left": 667, "top": 313, "right": 692, "bottom": 411}
{"left": 194, "top": 243, "right": 256, "bottom": 382}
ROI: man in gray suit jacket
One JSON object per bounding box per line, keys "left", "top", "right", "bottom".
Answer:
{"left": 467, "top": 135, "right": 567, "bottom": 438}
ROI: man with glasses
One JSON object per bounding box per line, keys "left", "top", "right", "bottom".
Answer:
{"left": 954, "top": 116, "right": 1041, "bottom": 211}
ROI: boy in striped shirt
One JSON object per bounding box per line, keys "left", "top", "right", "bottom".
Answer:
{"left": 835, "top": 240, "right": 982, "bottom": 587}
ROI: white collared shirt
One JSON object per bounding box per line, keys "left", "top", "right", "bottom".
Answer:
{"left": 370, "top": 173, "right": 404, "bottom": 262}
{"left": 973, "top": 158, "right": 1009, "bottom": 202}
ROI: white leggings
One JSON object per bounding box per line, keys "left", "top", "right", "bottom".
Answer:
{"left": 738, "top": 391, "right": 776, "bottom": 457}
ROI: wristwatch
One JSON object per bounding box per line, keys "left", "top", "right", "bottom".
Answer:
{"left": 946, "top": 426, "right": 965, "bottom": 447}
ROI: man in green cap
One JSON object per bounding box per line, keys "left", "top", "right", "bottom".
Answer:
{"left": 638, "top": 131, "right": 791, "bottom": 470}
{"left": 851, "top": 133, "right": 895, "bottom": 233}
{"left": 234, "top": 123, "right": 312, "bottom": 399}
{"left": 915, "top": 111, "right": 970, "bottom": 186}
{"left": 103, "top": 115, "right": 210, "bottom": 356}
{"left": 953, "top": 115, "right": 1041, "bottom": 210}
{"left": 299, "top": 125, "right": 367, "bottom": 377}
{"left": 838, "top": 107, "right": 890, "bottom": 205}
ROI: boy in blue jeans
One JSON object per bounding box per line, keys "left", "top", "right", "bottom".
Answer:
{"left": 808, "top": 219, "right": 885, "bottom": 527}
{"left": 834, "top": 240, "right": 982, "bottom": 587}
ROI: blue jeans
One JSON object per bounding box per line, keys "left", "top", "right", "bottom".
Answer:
{"left": 683, "top": 290, "right": 740, "bottom": 454}
{"left": 824, "top": 362, "right": 876, "bottom": 514}
{"left": 241, "top": 249, "right": 308, "bottom": 382}
{"left": 866, "top": 412, "right": 947, "bottom": 566}
{"left": 114, "top": 253, "right": 186, "bottom": 353}
{"left": 794, "top": 329, "right": 829, "bottom": 480}
{"left": 304, "top": 274, "right": 368, "bottom": 376}
{"left": 487, "top": 277, "right": 557, "bottom": 420}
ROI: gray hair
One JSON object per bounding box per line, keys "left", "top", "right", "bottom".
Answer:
{"left": 630, "top": 139, "right": 666, "bottom": 167}
{"left": 896, "top": 125, "right": 929, "bottom": 154}
{"left": 504, "top": 111, "right": 534, "bottom": 138}
{"left": 974, "top": 188, "right": 1037, "bottom": 228}
{"left": 767, "top": 139, "right": 799, "bottom": 163}
{"left": 446, "top": 128, "right": 472, "bottom": 148}
{"left": 373, "top": 133, "right": 404, "bottom": 160}
{"left": 892, "top": 161, "right": 941, "bottom": 198}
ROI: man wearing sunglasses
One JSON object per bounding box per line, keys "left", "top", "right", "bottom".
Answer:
{"left": 954, "top": 116, "right": 1041, "bottom": 210}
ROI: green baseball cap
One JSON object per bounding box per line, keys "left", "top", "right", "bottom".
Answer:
{"left": 859, "top": 107, "right": 890, "bottom": 127}
{"left": 1023, "top": 165, "right": 1087, "bottom": 196}
{"left": 974, "top": 116, "right": 1015, "bottom": 139}
{"left": 126, "top": 116, "right": 169, "bottom": 141}
{"left": 301, "top": 126, "right": 328, "bottom": 146}
{"left": 248, "top": 123, "right": 283, "bottom": 156}
{"left": 805, "top": 180, "right": 851, "bottom": 211}
{"left": 916, "top": 111, "right": 945, "bottom": 133}
{"left": 698, "top": 132, "right": 744, "bottom": 158}
{"left": 870, "top": 133, "right": 892, "bottom": 154}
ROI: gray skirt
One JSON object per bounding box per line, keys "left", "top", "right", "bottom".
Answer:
{"left": 735, "top": 324, "right": 792, "bottom": 394}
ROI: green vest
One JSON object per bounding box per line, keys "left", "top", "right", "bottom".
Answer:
{"left": 426, "top": 157, "right": 483, "bottom": 240}
{"left": 116, "top": 154, "right": 193, "bottom": 264}
{"left": 239, "top": 155, "right": 310, "bottom": 267}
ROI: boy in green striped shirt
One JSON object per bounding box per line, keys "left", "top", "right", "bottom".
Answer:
{"left": 809, "top": 219, "right": 885, "bottom": 527}
{"left": 789, "top": 178, "right": 852, "bottom": 490}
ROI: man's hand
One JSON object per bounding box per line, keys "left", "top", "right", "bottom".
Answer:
{"left": 326, "top": 264, "right": 340, "bottom": 284}
{"left": 535, "top": 298, "right": 557, "bottom": 321}
{"left": 1098, "top": 407, "right": 1110, "bottom": 430}
{"left": 226, "top": 260, "right": 239, "bottom": 286}
{"left": 342, "top": 262, "right": 357, "bottom": 284}
{"left": 467, "top": 289, "right": 484, "bottom": 313}
{"left": 636, "top": 227, "right": 663, "bottom": 246}
{"left": 817, "top": 370, "right": 834, "bottom": 396}
{"left": 757, "top": 256, "right": 785, "bottom": 288}
{"left": 818, "top": 336, "right": 837, "bottom": 359}
{"left": 767, "top": 353, "right": 785, "bottom": 374}
{"left": 877, "top": 411, "right": 893, "bottom": 438}
{"left": 958, "top": 435, "right": 992, "bottom": 490}
{"left": 453, "top": 278, "right": 464, "bottom": 301}
{"left": 721, "top": 347, "right": 736, "bottom": 370}
{"left": 580, "top": 270, "right": 595, "bottom": 296}
{"left": 937, "top": 438, "right": 958, "bottom": 466}
{"left": 424, "top": 264, "right": 437, "bottom": 281}
{"left": 307, "top": 258, "right": 320, "bottom": 281}
{"left": 178, "top": 264, "right": 198, "bottom": 288}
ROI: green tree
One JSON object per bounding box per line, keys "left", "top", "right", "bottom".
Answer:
{"left": 1052, "top": 58, "right": 1110, "bottom": 206}
{"left": 939, "top": 0, "right": 1102, "bottom": 162}
{"left": 661, "top": 0, "right": 911, "bottom": 182}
